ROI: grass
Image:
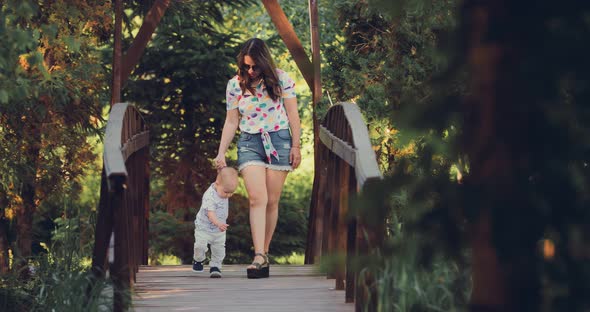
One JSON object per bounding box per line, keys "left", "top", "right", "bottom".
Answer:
{"left": 374, "top": 257, "right": 471, "bottom": 312}
{"left": 150, "top": 254, "right": 182, "bottom": 265}
{"left": 272, "top": 252, "right": 305, "bottom": 265}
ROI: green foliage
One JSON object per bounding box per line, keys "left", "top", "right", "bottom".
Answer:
{"left": 125, "top": 1, "right": 252, "bottom": 213}
{"left": 28, "top": 257, "right": 112, "bottom": 312}
{"left": 374, "top": 256, "right": 470, "bottom": 312}
{"left": 273, "top": 252, "right": 304, "bottom": 265}
{"left": 320, "top": 0, "right": 470, "bottom": 310}
{"left": 329, "top": 0, "right": 590, "bottom": 310}
{"left": 0, "top": 270, "right": 31, "bottom": 312}
{"left": 0, "top": 0, "right": 109, "bottom": 259}
{"left": 0, "top": 212, "right": 113, "bottom": 312}
{"left": 147, "top": 210, "right": 193, "bottom": 264}
{"left": 269, "top": 188, "right": 309, "bottom": 258}
{"left": 322, "top": 0, "right": 459, "bottom": 174}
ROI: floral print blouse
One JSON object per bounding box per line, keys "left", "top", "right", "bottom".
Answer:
{"left": 225, "top": 68, "right": 296, "bottom": 134}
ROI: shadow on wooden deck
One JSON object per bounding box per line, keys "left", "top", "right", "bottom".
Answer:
{"left": 132, "top": 265, "right": 354, "bottom": 312}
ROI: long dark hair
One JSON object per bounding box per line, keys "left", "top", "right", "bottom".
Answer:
{"left": 237, "top": 38, "right": 282, "bottom": 101}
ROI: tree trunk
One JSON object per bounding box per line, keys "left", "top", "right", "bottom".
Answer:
{"left": 15, "top": 125, "right": 41, "bottom": 275}
{"left": 16, "top": 179, "right": 36, "bottom": 270}
{"left": 464, "top": 1, "right": 539, "bottom": 311}
{"left": 0, "top": 196, "right": 9, "bottom": 273}
{"left": 0, "top": 222, "right": 8, "bottom": 274}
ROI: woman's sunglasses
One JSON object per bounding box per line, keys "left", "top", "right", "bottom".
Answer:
{"left": 242, "top": 64, "right": 261, "bottom": 72}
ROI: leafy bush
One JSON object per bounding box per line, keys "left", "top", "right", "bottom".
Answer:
{"left": 1, "top": 215, "right": 114, "bottom": 312}
{"left": 371, "top": 255, "right": 471, "bottom": 312}
{"left": 149, "top": 183, "right": 310, "bottom": 264}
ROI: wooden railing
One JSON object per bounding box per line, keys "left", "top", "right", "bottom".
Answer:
{"left": 305, "top": 102, "right": 383, "bottom": 311}
{"left": 91, "top": 102, "right": 150, "bottom": 311}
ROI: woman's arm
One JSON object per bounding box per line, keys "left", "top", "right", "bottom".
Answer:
{"left": 215, "top": 109, "right": 239, "bottom": 168}
{"left": 284, "top": 97, "right": 302, "bottom": 169}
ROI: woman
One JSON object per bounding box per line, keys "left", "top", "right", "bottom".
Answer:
{"left": 214, "top": 38, "right": 302, "bottom": 278}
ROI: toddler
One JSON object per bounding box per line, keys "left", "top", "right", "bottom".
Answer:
{"left": 192, "top": 167, "right": 238, "bottom": 278}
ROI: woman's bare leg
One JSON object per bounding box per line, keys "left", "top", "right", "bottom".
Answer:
{"left": 241, "top": 165, "right": 268, "bottom": 267}
{"left": 264, "top": 169, "right": 289, "bottom": 254}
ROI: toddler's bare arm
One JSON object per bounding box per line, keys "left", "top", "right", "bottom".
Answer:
{"left": 207, "top": 210, "right": 229, "bottom": 231}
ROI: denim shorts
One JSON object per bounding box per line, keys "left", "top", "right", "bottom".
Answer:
{"left": 237, "top": 129, "right": 293, "bottom": 172}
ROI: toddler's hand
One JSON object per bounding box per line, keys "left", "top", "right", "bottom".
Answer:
{"left": 217, "top": 223, "right": 229, "bottom": 232}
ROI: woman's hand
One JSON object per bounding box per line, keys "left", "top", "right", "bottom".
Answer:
{"left": 215, "top": 109, "right": 239, "bottom": 170}
{"left": 284, "top": 97, "right": 301, "bottom": 170}
{"left": 214, "top": 154, "right": 227, "bottom": 169}
{"left": 290, "top": 146, "right": 301, "bottom": 169}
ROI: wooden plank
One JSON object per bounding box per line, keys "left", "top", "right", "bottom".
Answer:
{"left": 104, "top": 102, "right": 129, "bottom": 186}
{"left": 319, "top": 125, "right": 355, "bottom": 167}
{"left": 132, "top": 265, "right": 354, "bottom": 312}
{"left": 121, "top": 131, "right": 150, "bottom": 161}
{"left": 262, "top": 0, "right": 314, "bottom": 90}
{"left": 104, "top": 103, "right": 149, "bottom": 186}
{"left": 340, "top": 103, "right": 382, "bottom": 188}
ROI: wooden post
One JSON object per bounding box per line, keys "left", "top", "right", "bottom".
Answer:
{"left": 262, "top": 0, "right": 314, "bottom": 90}
{"left": 307, "top": 141, "right": 328, "bottom": 264}
{"left": 305, "top": 0, "right": 323, "bottom": 265}
{"left": 112, "top": 183, "right": 129, "bottom": 312}
{"left": 322, "top": 147, "right": 335, "bottom": 269}
{"left": 142, "top": 146, "right": 150, "bottom": 265}
{"left": 309, "top": 0, "right": 321, "bottom": 101}
{"left": 335, "top": 126, "right": 351, "bottom": 290}
{"left": 330, "top": 112, "right": 344, "bottom": 286}
{"left": 354, "top": 178, "right": 386, "bottom": 311}
{"left": 345, "top": 170, "right": 357, "bottom": 303}
{"left": 91, "top": 169, "right": 114, "bottom": 278}
{"left": 111, "top": 0, "right": 122, "bottom": 106}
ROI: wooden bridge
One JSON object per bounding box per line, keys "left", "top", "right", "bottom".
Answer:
{"left": 90, "top": 1, "right": 384, "bottom": 311}
{"left": 92, "top": 101, "right": 383, "bottom": 312}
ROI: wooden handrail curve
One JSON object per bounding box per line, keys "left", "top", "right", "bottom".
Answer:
{"left": 306, "top": 102, "right": 383, "bottom": 311}
{"left": 92, "top": 102, "right": 150, "bottom": 312}
{"left": 103, "top": 102, "right": 149, "bottom": 190}
{"left": 318, "top": 102, "right": 382, "bottom": 188}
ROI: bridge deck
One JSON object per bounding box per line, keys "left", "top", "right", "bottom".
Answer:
{"left": 132, "top": 265, "right": 354, "bottom": 312}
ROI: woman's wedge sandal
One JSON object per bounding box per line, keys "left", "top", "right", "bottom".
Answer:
{"left": 246, "top": 253, "right": 269, "bottom": 279}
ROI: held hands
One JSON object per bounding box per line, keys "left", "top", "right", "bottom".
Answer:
{"left": 290, "top": 145, "right": 301, "bottom": 169}
{"left": 213, "top": 153, "right": 227, "bottom": 169}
